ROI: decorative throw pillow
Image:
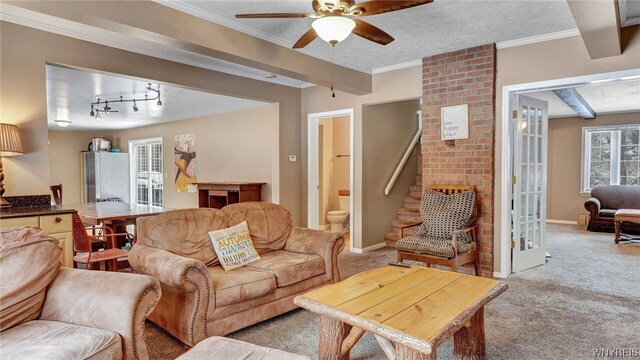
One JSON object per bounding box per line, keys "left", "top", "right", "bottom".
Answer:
{"left": 208, "top": 221, "right": 260, "bottom": 271}
{"left": 416, "top": 189, "right": 477, "bottom": 242}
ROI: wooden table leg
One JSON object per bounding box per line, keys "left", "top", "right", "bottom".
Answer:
{"left": 395, "top": 344, "right": 434, "bottom": 360}
{"left": 454, "top": 307, "right": 486, "bottom": 360}
{"left": 319, "top": 316, "right": 351, "bottom": 360}
{"left": 614, "top": 220, "right": 620, "bottom": 244}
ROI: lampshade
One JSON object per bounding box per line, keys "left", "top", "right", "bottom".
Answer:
{"left": 312, "top": 16, "right": 356, "bottom": 45}
{"left": 0, "top": 123, "right": 24, "bottom": 156}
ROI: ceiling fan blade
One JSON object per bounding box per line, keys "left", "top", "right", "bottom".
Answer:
{"left": 352, "top": 19, "right": 394, "bottom": 45}
{"left": 350, "top": 0, "right": 433, "bottom": 16}
{"left": 293, "top": 28, "right": 319, "bottom": 49}
{"left": 236, "top": 13, "right": 315, "bottom": 19}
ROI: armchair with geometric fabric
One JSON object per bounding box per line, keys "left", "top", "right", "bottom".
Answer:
{"left": 71, "top": 212, "right": 131, "bottom": 271}
{"left": 395, "top": 184, "right": 480, "bottom": 275}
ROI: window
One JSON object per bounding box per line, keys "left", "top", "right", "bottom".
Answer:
{"left": 129, "top": 138, "right": 163, "bottom": 206}
{"left": 582, "top": 125, "right": 640, "bottom": 193}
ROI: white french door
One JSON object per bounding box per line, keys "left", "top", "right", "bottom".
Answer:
{"left": 129, "top": 138, "right": 163, "bottom": 207}
{"left": 512, "top": 95, "right": 548, "bottom": 273}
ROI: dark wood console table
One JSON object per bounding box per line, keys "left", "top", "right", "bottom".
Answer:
{"left": 196, "top": 182, "right": 266, "bottom": 209}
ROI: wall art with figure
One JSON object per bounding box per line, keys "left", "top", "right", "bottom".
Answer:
{"left": 174, "top": 134, "right": 197, "bottom": 192}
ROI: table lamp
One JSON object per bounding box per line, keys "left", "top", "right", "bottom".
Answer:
{"left": 0, "top": 123, "right": 24, "bottom": 208}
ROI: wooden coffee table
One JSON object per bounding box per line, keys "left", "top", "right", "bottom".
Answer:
{"left": 614, "top": 209, "right": 640, "bottom": 243}
{"left": 294, "top": 265, "right": 507, "bottom": 360}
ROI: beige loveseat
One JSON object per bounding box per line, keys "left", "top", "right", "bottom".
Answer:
{"left": 0, "top": 227, "right": 161, "bottom": 360}
{"left": 128, "top": 202, "right": 344, "bottom": 346}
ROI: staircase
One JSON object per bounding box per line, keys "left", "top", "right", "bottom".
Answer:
{"left": 384, "top": 175, "right": 423, "bottom": 247}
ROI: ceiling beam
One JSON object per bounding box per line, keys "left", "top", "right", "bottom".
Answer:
{"left": 552, "top": 87, "right": 596, "bottom": 119}
{"left": 566, "top": 0, "right": 622, "bottom": 59}
{"left": 1, "top": 1, "right": 372, "bottom": 95}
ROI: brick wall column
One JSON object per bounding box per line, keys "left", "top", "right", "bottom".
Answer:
{"left": 421, "top": 44, "right": 496, "bottom": 277}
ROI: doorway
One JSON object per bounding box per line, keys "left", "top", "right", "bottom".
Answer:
{"left": 500, "top": 68, "right": 640, "bottom": 276}
{"left": 308, "top": 109, "right": 355, "bottom": 252}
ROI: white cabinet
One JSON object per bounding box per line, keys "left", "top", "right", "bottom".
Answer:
{"left": 1, "top": 213, "right": 74, "bottom": 267}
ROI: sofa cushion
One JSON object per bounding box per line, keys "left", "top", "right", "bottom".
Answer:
{"left": 208, "top": 266, "right": 276, "bottom": 307}
{"left": 0, "top": 320, "right": 122, "bottom": 360}
{"left": 0, "top": 227, "right": 61, "bottom": 332}
{"left": 591, "top": 185, "right": 640, "bottom": 210}
{"left": 246, "top": 250, "right": 326, "bottom": 287}
{"left": 599, "top": 209, "right": 617, "bottom": 218}
{"left": 209, "top": 221, "right": 261, "bottom": 271}
{"left": 416, "top": 189, "right": 476, "bottom": 243}
{"left": 138, "top": 208, "right": 229, "bottom": 266}
{"left": 222, "top": 202, "right": 293, "bottom": 254}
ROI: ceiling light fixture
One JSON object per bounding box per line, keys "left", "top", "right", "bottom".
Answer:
{"left": 54, "top": 119, "right": 72, "bottom": 127}
{"left": 89, "top": 83, "right": 162, "bottom": 118}
{"left": 311, "top": 16, "right": 356, "bottom": 45}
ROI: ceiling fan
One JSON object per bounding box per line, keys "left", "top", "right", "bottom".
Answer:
{"left": 236, "top": 0, "right": 433, "bottom": 48}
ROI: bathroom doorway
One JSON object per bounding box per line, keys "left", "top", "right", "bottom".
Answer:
{"left": 308, "top": 109, "right": 354, "bottom": 251}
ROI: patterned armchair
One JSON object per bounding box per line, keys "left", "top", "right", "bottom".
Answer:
{"left": 395, "top": 185, "right": 479, "bottom": 275}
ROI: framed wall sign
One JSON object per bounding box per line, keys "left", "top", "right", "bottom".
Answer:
{"left": 441, "top": 104, "right": 469, "bottom": 140}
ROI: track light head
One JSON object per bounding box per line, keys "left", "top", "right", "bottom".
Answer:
{"left": 157, "top": 98, "right": 162, "bottom": 106}
{"left": 95, "top": 112, "right": 101, "bottom": 120}
{"left": 90, "top": 109, "right": 95, "bottom": 117}
{"left": 132, "top": 99, "right": 139, "bottom": 112}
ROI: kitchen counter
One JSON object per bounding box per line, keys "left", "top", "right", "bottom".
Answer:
{"left": 1, "top": 203, "right": 77, "bottom": 267}
{"left": 0, "top": 205, "right": 77, "bottom": 219}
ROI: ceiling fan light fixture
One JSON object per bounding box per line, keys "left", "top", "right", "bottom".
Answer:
{"left": 312, "top": 16, "right": 356, "bottom": 45}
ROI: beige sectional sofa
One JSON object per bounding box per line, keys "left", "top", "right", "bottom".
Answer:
{"left": 128, "top": 202, "right": 345, "bottom": 346}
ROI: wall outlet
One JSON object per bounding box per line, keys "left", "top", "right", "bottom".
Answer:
{"left": 289, "top": 155, "right": 297, "bottom": 162}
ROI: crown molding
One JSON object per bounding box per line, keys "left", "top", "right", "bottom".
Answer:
{"left": 496, "top": 29, "right": 580, "bottom": 49}
{"left": 0, "top": 4, "right": 315, "bottom": 89}
{"left": 154, "top": 0, "right": 372, "bottom": 74}
{"left": 372, "top": 59, "right": 422, "bottom": 74}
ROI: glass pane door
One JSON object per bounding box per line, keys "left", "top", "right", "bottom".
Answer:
{"left": 512, "top": 95, "right": 548, "bottom": 273}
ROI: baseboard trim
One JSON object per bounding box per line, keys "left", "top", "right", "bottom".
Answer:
{"left": 350, "top": 242, "right": 387, "bottom": 254}
{"left": 493, "top": 271, "right": 509, "bottom": 279}
{"left": 546, "top": 219, "right": 578, "bottom": 225}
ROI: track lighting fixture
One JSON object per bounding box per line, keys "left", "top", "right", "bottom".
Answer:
{"left": 89, "top": 83, "right": 162, "bottom": 118}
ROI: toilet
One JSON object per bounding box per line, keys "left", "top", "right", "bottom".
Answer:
{"left": 327, "top": 190, "right": 350, "bottom": 233}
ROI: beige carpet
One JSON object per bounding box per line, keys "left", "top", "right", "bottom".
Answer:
{"left": 146, "top": 225, "right": 640, "bottom": 359}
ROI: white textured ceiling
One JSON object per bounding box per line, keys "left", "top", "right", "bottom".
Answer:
{"left": 525, "top": 80, "right": 640, "bottom": 118}
{"left": 46, "top": 64, "right": 268, "bottom": 131}
{"left": 162, "top": 0, "right": 578, "bottom": 72}
{"left": 619, "top": 0, "right": 640, "bottom": 27}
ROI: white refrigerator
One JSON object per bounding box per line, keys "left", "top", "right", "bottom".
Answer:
{"left": 81, "top": 152, "right": 130, "bottom": 203}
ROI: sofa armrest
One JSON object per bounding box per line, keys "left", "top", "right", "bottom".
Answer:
{"left": 284, "top": 226, "right": 344, "bottom": 283}
{"left": 584, "top": 197, "right": 601, "bottom": 219}
{"left": 128, "top": 244, "right": 210, "bottom": 292}
{"left": 127, "top": 243, "right": 211, "bottom": 346}
{"left": 40, "top": 268, "right": 161, "bottom": 360}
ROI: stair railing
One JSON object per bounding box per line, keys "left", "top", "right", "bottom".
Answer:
{"left": 384, "top": 110, "right": 423, "bottom": 195}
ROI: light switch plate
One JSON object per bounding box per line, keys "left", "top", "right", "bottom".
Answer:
{"left": 289, "top": 155, "right": 297, "bottom": 162}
